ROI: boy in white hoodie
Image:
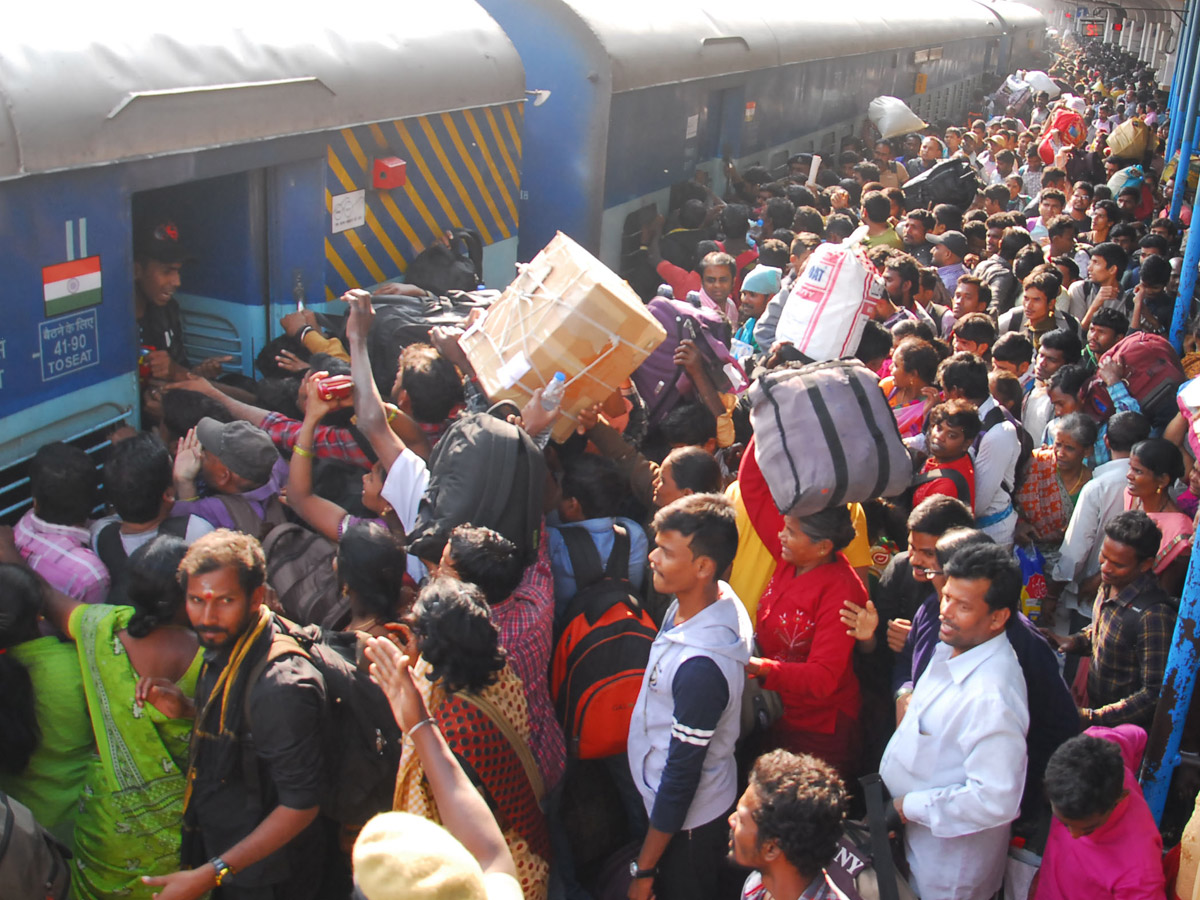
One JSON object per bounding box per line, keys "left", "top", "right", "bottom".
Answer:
{"left": 627, "top": 493, "right": 753, "bottom": 900}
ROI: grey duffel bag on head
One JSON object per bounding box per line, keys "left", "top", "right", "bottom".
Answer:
{"left": 749, "top": 359, "right": 911, "bottom": 517}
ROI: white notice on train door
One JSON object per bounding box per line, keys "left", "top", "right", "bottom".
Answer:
{"left": 331, "top": 190, "right": 367, "bottom": 233}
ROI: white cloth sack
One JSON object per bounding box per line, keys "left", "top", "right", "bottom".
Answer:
{"left": 1023, "top": 70, "right": 1062, "bottom": 98}
{"left": 869, "top": 96, "right": 926, "bottom": 139}
{"left": 775, "top": 242, "right": 883, "bottom": 361}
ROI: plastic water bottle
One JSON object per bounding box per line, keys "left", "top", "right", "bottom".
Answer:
{"left": 541, "top": 371, "right": 566, "bottom": 410}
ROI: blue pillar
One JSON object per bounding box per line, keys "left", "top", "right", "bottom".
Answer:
{"left": 1168, "top": 22, "right": 1200, "bottom": 224}
{"left": 1168, "top": 1, "right": 1198, "bottom": 161}
{"left": 1142, "top": 540, "right": 1200, "bottom": 821}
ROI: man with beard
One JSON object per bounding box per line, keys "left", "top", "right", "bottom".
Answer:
{"left": 728, "top": 751, "right": 850, "bottom": 900}
{"left": 143, "top": 530, "right": 328, "bottom": 900}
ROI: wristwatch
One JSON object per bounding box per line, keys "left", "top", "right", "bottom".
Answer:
{"left": 629, "top": 861, "right": 658, "bottom": 879}
{"left": 210, "top": 857, "right": 234, "bottom": 886}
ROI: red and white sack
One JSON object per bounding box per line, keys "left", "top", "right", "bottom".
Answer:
{"left": 774, "top": 242, "right": 884, "bottom": 361}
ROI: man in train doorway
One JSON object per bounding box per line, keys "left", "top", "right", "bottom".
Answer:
{"left": 134, "top": 218, "right": 228, "bottom": 382}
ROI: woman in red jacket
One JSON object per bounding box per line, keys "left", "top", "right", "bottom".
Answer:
{"left": 747, "top": 506, "right": 863, "bottom": 778}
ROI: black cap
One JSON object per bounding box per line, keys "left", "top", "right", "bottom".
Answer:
{"left": 134, "top": 220, "right": 193, "bottom": 264}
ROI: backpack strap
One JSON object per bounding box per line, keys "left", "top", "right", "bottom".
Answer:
{"left": 559, "top": 526, "right": 606, "bottom": 589}
{"left": 160, "top": 516, "right": 190, "bottom": 538}
{"left": 604, "top": 526, "right": 632, "bottom": 581}
{"left": 860, "top": 774, "right": 902, "bottom": 900}
{"left": 453, "top": 690, "right": 545, "bottom": 807}
{"left": 216, "top": 494, "right": 265, "bottom": 537}
{"left": 95, "top": 522, "right": 127, "bottom": 571}
{"left": 239, "top": 630, "right": 312, "bottom": 800}
{"left": 217, "top": 493, "right": 287, "bottom": 541}
{"left": 913, "top": 467, "right": 971, "bottom": 505}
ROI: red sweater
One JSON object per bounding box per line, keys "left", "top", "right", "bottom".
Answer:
{"left": 755, "top": 553, "right": 862, "bottom": 735}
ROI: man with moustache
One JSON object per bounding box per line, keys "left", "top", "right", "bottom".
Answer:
{"left": 144, "top": 530, "right": 328, "bottom": 900}
{"left": 880, "top": 542, "right": 1029, "bottom": 900}
{"left": 728, "top": 750, "right": 851, "bottom": 900}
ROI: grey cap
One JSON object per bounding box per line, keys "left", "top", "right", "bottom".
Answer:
{"left": 928, "top": 230, "right": 969, "bottom": 260}
{"left": 195, "top": 417, "right": 279, "bottom": 487}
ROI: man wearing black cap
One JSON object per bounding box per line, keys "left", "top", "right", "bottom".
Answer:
{"left": 135, "top": 219, "right": 229, "bottom": 382}
{"left": 929, "top": 231, "right": 969, "bottom": 293}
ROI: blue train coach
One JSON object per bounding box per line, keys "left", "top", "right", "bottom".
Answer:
{"left": 0, "top": 2, "right": 526, "bottom": 519}
{"left": 480, "top": 0, "right": 1045, "bottom": 268}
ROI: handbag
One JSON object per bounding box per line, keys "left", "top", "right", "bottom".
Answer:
{"left": 740, "top": 640, "right": 784, "bottom": 738}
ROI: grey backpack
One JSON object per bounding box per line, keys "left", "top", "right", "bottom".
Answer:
{"left": 0, "top": 791, "right": 71, "bottom": 900}
{"left": 748, "top": 359, "right": 910, "bottom": 516}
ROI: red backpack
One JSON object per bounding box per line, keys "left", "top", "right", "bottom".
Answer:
{"left": 1083, "top": 332, "right": 1184, "bottom": 430}
{"left": 551, "top": 526, "right": 657, "bottom": 759}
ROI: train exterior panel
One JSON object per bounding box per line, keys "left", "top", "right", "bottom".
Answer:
{"left": 0, "top": 2, "right": 526, "bottom": 519}
{"left": 479, "top": 0, "right": 1046, "bottom": 269}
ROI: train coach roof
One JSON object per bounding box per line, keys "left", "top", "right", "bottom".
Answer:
{"left": 547, "top": 0, "right": 1037, "bottom": 94}
{"left": 976, "top": 0, "right": 1049, "bottom": 32}
{"left": 0, "top": 1, "right": 525, "bottom": 180}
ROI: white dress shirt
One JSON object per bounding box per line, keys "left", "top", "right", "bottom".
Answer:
{"left": 881, "top": 633, "right": 1029, "bottom": 900}
{"left": 1052, "top": 457, "right": 1131, "bottom": 584}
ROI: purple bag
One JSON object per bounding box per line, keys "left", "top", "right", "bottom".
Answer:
{"left": 631, "top": 297, "right": 744, "bottom": 425}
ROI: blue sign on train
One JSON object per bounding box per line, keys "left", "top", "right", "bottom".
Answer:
{"left": 38, "top": 309, "right": 100, "bottom": 382}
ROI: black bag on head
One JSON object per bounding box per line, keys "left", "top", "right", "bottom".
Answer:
{"left": 404, "top": 228, "right": 484, "bottom": 297}
{"left": 407, "top": 412, "right": 547, "bottom": 566}
{"left": 0, "top": 791, "right": 71, "bottom": 900}
{"left": 366, "top": 289, "right": 495, "bottom": 397}
{"left": 902, "top": 157, "right": 985, "bottom": 212}
{"left": 243, "top": 620, "right": 402, "bottom": 828}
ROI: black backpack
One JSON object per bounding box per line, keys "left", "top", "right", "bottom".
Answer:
{"left": 215, "top": 495, "right": 347, "bottom": 630}
{"left": 243, "top": 620, "right": 402, "bottom": 828}
{"left": 550, "top": 526, "right": 657, "bottom": 760}
{"left": 404, "top": 228, "right": 484, "bottom": 297}
{"left": 408, "top": 412, "right": 546, "bottom": 565}
{"left": 902, "top": 157, "right": 984, "bottom": 211}
{"left": 0, "top": 791, "right": 71, "bottom": 900}
{"left": 95, "top": 518, "right": 190, "bottom": 606}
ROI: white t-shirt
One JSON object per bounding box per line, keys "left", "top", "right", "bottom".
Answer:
{"left": 380, "top": 448, "right": 432, "bottom": 583}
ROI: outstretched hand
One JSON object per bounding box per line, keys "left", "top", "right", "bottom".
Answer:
{"left": 365, "top": 635, "right": 426, "bottom": 732}
{"left": 840, "top": 598, "right": 880, "bottom": 641}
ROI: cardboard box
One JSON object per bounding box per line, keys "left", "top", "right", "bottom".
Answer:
{"left": 460, "top": 232, "right": 666, "bottom": 442}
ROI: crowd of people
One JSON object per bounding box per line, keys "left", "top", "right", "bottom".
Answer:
{"left": 1, "top": 30, "right": 1195, "bottom": 900}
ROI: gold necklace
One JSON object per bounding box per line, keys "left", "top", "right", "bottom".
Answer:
{"left": 1062, "top": 467, "right": 1087, "bottom": 495}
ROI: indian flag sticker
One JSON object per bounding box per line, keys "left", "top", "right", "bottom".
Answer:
{"left": 43, "top": 256, "right": 102, "bottom": 318}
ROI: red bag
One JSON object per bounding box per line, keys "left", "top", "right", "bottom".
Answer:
{"left": 1038, "top": 109, "right": 1086, "bottom": 164}
{"left": 1083, "top": 332, "right": 1184, "bottom": 428}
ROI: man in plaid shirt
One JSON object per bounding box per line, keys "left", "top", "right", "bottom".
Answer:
{"left": 1049, "top": 511, "right": 1174, "bottom": 729}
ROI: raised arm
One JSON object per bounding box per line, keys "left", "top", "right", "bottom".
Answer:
{"left": 365, "top": 637, "right": 517, "bottom": 880}
{"left": 344, "top": 289, "right": 408, "bottom": 471}
{"left": 162, "top": 375, "right": 271, "bottom": 428}
{"left": 286, "top": 374, "right": 354, "bottom": 542}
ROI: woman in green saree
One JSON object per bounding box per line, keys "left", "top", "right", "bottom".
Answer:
{"left": 42, "top": 535, "right": 202, "bottom": 900}
{"left": 0, "top": 564, "right": 93, "bottom": 846}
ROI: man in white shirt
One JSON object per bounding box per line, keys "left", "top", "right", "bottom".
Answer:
{"left": 881, "top": 542, "right": 1029, "bottom": 900}
{"left": 1045, "top": 412, "right": 1151, "bottom": 627}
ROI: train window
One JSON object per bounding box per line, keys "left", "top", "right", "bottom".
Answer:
{"left": 767, "top": 149, "right": 788, "bottom": 178}
{"left": 0, "top": 420, "right": 121, "bottom": 525}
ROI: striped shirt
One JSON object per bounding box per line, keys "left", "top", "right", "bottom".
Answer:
{"left": 15, "top": 510, "right": 109, "bottom": 605}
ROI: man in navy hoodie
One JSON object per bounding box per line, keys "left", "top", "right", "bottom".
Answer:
{"left": 627, "top": 493, "right": 752, "bottom": 900}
